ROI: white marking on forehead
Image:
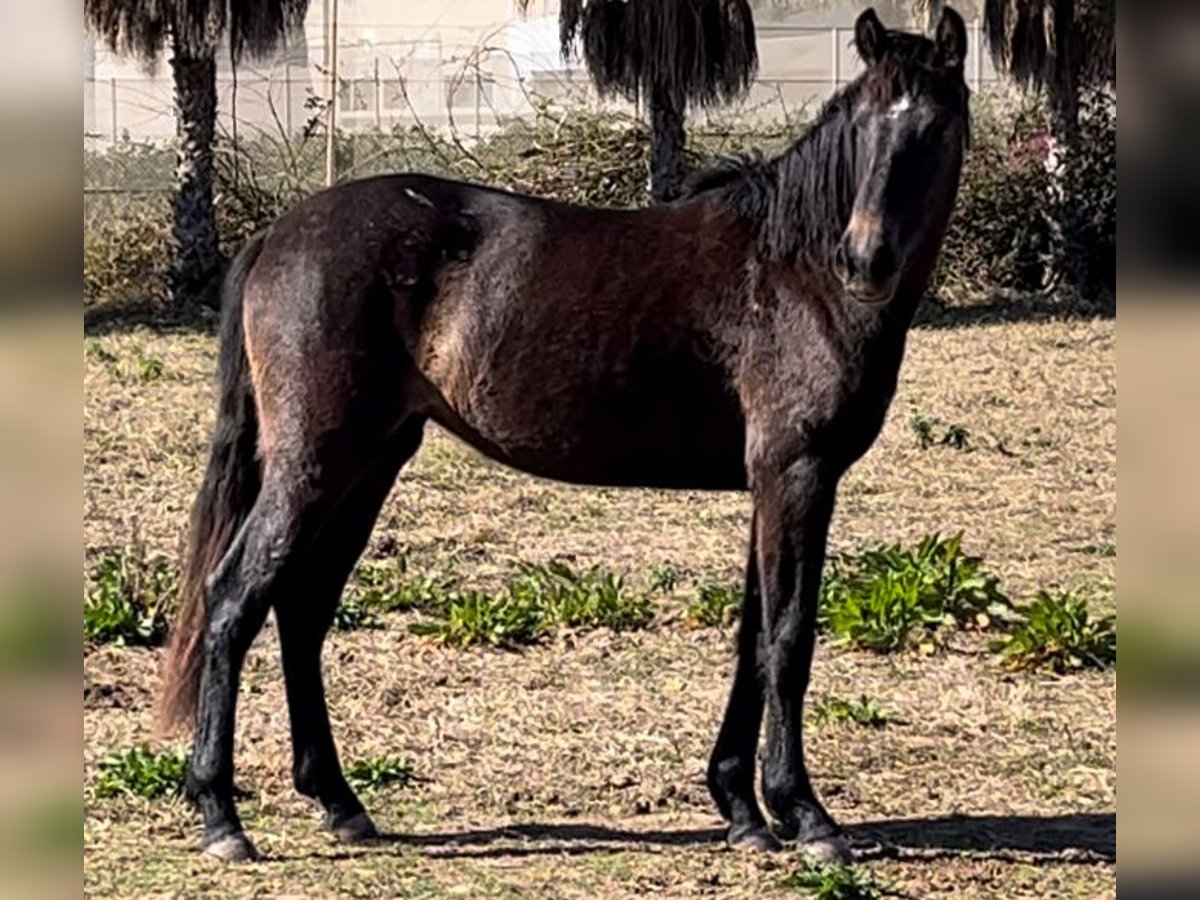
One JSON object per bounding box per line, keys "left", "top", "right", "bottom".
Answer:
{"left": 887, "top": 94, "right": 915, "bottom": 119}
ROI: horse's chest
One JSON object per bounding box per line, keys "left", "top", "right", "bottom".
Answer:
{"left": 752, "top": 336, "right": 901, "bottom": 465}
{"left": 832, "top": 370, "right": 898, "bottom": 450}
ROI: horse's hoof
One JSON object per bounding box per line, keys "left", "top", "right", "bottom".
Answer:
{"left": 799, "top": 834, "right": 853, "bottom": 865}
{"left": 202, "top": 832, "right": 259, "bottom": 863}
{"left": 727, "top": 824, "right": 783, "bottom": 852}
{"left": 331, "top": 811, "right": 379, "bottom": 844}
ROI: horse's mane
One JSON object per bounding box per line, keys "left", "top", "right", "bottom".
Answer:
{"left": 683, "top": 32, "right": 970, "bottom": 264}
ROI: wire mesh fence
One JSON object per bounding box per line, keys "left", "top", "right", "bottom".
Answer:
{"left": 84, "top": 21, "right": 1000, "bottom": 197}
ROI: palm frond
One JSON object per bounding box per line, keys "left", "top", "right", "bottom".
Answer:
{"left": 84, "top": 0, "right": 307, "bottom": 62}
{"left": 556, "top": 0, "right": 758, "bottom": 107}
{"left": 979, "top": 0, "right": 1114, "bottom": 92}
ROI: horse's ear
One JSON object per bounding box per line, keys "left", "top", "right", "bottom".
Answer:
{"left": 935, "top": 6, "right": 967, "bottom": 69}
{"left": 854, "top": 8, "right": 889, "bottom": 65}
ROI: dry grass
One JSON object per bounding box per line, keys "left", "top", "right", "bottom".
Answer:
{"left": 84, "top": 315, "right": 1115, "bottom": 898}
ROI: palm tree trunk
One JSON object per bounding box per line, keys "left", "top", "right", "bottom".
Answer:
{"left": 648, "top": 84, "right": 686, "bottom": 203}
{"left": 170, "top": 31, "right": 220, "bottom": 308}
{"left": 1045, "top": 83, "right": 1089, "bottom": 302}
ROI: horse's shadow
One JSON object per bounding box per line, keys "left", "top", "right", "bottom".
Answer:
{"left": 374, "top": 812, "right": 1114, "bottom": 864}
{"left": 849, "top": 812, "right": 1115, "bottom": 863}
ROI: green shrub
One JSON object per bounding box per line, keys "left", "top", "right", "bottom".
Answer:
{"left": 647, "top": 562, "right": 684, "bottom": 595}
{"left": 819, "top": 533, "right": 1010, "bottom": 653}
{"left": 332, "top": 594, "right": 383, "bottom": 632}
{"left": 934, "top": 93, "right": 1053, "bottom": 297}
{"left": 473, "top": 105, "right": 652, "bottom": 208}
{"left": 83, "top": 199, "right": 170, "bottom": 305}
{"left": 211, "top": 110, "right": 661, "bottom": 247}
{"left": 349, "top": 557, "right": 450, "bottom": 613}
{"left": 93, "top": 745, "right": 188, "bottom": 800}
{"left": 334, "top": 557, "right": 460, "bottom": 630}
{"left": 810, "top": 695, "right": 890, "bottom": 729}
{"left": 345, "top": 755, "right": 416, "bottom": 791}
{"left": 84, "top": 545, "right": 177, "bottom": 647}
{"left": 782, "top": 859, "right": 884, "bottom": 899}
{"left": 410, "top": 588, "right": 544, "bottom": 648}
{"left": 686, "top": 583, "right": 740, "bottom": 628}
{"left": 909, "top": 408, "right": 970, "bottom": 451}
{"left": 942, "top": 423, "right": 971, "bottom": 450}
{"left": 1070, "top": 87, "right": 1117, "bottom": 302}
{"left": 820, "top": 573, "right": 934, "bottom": 653}
{"left": 83, "top": 337, "right": 117, "bottom": 365}
{"left": 130, "top": 347, "right": 165, "bottom": 383}
{"left": 411, "top": 559, "right": 653, "bottom": 648}
{"left": 511, "top": 560, "right": 653, "bottom": 631}
{"left": 910, "top": 409, "right": 938, "bottom": 450}
{"left": 991, "top": 590, "right": 1116, "bottom": 673}
{"left": 933, "top": 88, "right": 1116, "bottom": 302}
{"left": 84, "top": 143, "right": 175, "bottom": 191}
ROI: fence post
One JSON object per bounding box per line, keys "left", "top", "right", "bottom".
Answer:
{"left": 474, "top": 70, "right": 482, "bottom": 140}
{"left": 325, "top": 0, "right": 339, "bottom": 186}
{"left": 110, "top": 77, "right": 118, "bottom": 145}
{"left": 374, "top": 57, "right": 382, "bottom": 131}
{"left": 830, "top": 26, "right": 841, "bottom": 94}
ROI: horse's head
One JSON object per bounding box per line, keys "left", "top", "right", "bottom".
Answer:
{"left": 834, "top": 7, "right": 970, "bottom": 305}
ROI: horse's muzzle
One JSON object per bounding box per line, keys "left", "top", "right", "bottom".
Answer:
{"left": 834, "top": 239, "right": 899, "bottom": 305}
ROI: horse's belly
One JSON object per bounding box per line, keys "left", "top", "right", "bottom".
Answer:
{"left": 429, "top": 383, "right": 748, "bottom": 491}
{"left": 415, "top": 277, "right": 747, "bottom": 489}
{"left": 495, "top": 431, "right": 749, "bottom": 491}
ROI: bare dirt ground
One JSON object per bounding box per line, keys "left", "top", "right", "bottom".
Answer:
{"left": 84, "top": 313, "right": 1115, "bottom": 898}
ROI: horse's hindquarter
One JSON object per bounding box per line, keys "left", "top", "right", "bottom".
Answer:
{"left": 415, "top": 191, "right": 750, "bottom": 490}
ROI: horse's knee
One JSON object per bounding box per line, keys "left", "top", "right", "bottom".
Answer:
{"left": 761, "top": 633, "right": 808, "bottom": 698}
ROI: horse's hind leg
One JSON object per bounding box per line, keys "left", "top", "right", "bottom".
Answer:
{"left": 274, "top": 419, "right": 425, "bottom": 842}
{"left": 189, "top": 464, "right": 338, "bottom": 861}
{"left": 706, "top": 513, "right": 779, "bottom": 851}
{"left": 189, "top": 288, "right": 425, "bottom": 858}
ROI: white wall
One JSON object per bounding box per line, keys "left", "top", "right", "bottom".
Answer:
{"left": 85, "top": 0, "right": 997, "bottom": 146}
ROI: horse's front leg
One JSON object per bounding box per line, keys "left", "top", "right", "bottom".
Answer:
{"left": 706, "top": 514, "right": 778, "bottom": 851}
{"left": 751, "top": 454, "right": 851, "bottom": 863}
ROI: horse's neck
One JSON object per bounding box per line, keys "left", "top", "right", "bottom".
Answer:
{"left": 779, "top": 105, "right": 860, "bottom": 260}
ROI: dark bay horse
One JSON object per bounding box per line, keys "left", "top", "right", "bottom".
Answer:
{"left": 162, "top": 7, "right": 971, "bottom": 863}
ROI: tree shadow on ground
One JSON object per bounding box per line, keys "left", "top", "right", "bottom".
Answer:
{"left": 376, "top": 812, "right": 1114, "bottom": 864}
{"left": 914, "top": 292, "right": 1115, "bottom": 330}
{"left": 84, "top": 298, "right": 218, "bottom": 338}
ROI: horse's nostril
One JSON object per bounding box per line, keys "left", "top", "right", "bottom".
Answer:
{"left": 869, "top": 245, "right": 897, "bottom": 284}
{"left": 834, "top": 243, "right": 850, "bottom": 281}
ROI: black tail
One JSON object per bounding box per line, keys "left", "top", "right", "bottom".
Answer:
{"left": 160, "top": 233, "right": 266, "bottom": 733}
